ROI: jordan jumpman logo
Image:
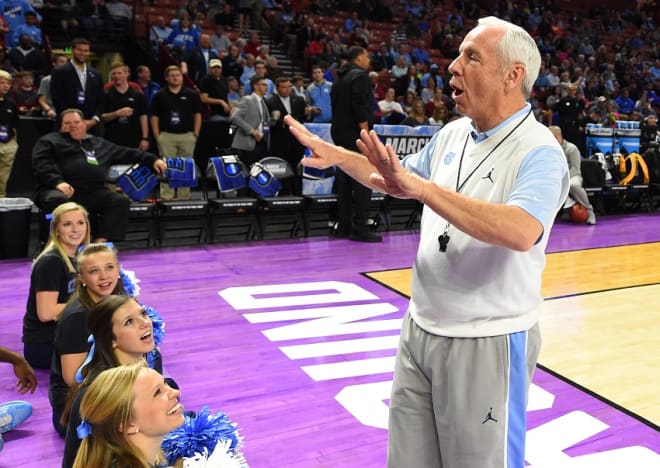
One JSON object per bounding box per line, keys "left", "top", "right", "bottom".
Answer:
{"left": 482, "top": 168, "right": 495, "bottom": 183}
{"left": 482, "top": 407, "right": 498, "bottom": 424}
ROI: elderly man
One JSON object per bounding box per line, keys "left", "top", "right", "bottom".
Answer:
{"left": 286, "top": 16, "right": 569, "bottom": 468}
{"left": 32, "top": 109, "right": 166, "bottom": 242}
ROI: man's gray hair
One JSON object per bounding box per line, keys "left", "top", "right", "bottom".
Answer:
{"left": 478, "top": 16, "right": 541, "bottom": 98}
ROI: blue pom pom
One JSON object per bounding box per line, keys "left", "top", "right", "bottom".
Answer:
{"left": 143, "top": 304, "right": 165, "bottom": 346}
{"left": 119, "top": 269, "right": 139, "bottom": 298}
{"left": 161, "top": 406, "right": 242, "bottom": 466}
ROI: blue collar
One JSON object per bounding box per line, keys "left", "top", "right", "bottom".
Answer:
{"left": 469, "top": 104, "right": 531, "bottom": 143}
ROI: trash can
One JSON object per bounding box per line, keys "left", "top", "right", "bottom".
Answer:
{"left": 0, "top": 198, "right": 34, "bottom": 259}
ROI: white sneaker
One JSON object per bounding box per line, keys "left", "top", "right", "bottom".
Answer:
{"left": 586, "top": 210, "right": 596, "bottom": 225}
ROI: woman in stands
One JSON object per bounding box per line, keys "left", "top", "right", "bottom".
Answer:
{"left": 62, "top": 295, "right": 160, "bottom": 467}
{"left": 401, "top": 98, "right": 430, "bottom": 127}
{"left": 22, "top": 202, "right": 90, "bottom": 369}
{"left": 49, "top": 243, "right": 125, "bottom": 437}
{"left": 72, "top": 362, "right": 184, "bottom": 468}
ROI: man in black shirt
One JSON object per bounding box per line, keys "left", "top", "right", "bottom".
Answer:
{"left": 150, "top": 65, "right": 203, "bottom": 200}
{"left": 331, "top": 46, "right": 381, "bottom": 242}
{"left": 199, "top": 59, "right": 230, "bottom": 121}
{"left": 32, "top": 109, "right": 166, "bottom": 242}
{"left": 102, "top": 62, "right": 149, "bottom": 150}
{"left": 199, "top": 58, "right": 232, "bottom": 151}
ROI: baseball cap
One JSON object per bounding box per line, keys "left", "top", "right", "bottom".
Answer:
{"left": 209, "top": 59, "right": 222, "bottom": 68}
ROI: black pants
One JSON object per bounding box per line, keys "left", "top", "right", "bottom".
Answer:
{"left": 35, "top": 187, "right": 131, "bottom": 242}
{"left": 23, "top": 342, "right": 53, "bottom": 370}
{"left": 236, "top": 139, "right": 269, "bottom": 167}
{"left": 335, "top": 167, "right": 372, "bottom": 234}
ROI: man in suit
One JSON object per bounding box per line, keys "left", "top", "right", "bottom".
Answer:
{"left": 230, "top": 75, "right": 270, "bottom": 166}
{"left": 50, "top": 38, "right": 104, "bottom": 133}
{"left": 181, "top": 33, "right": 218, "bottom": 86}
{"left": 266, "top": 76, "right": 307, "bottom": 170}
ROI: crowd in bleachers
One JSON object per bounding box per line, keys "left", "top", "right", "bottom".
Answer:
{"left": 1, "top": 0, "right": 659, "bottom": 231}
{"left": 137, "top": 0, "right": 659, "bottom": 149}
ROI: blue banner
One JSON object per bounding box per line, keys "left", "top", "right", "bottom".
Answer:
{"left": 304, "top": 124, "right": 441, "bottom": 157}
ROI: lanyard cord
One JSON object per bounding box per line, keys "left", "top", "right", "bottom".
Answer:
{"left": 455, "top": 107, "right": 533, "bottom": 194}
{"left": 438, "top": 107, "right": 533, "bottom": 252}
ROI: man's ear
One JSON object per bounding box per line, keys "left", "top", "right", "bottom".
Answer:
{"left": 505, "top": 64, "right": 525, "bottom": 93}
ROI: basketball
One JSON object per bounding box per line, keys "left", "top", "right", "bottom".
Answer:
{"left": 569, "top": 204, "right": 589, "bottom": 223}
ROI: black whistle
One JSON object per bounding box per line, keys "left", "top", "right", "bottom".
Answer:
{"left": 438, "top": 233, "right": 450, "bottom": 252}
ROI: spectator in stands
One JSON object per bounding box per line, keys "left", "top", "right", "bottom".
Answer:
{"left": 169, "top": 37, "right": 187, "bottom": 65}
{"left": 242, "top": 60, "right": 273, "bottom": 97}
{"left": 230, "top": 74, "right": 271, "bottom": 166}
{"left": 181, "top": 33, "right": 218, "bottom": 85}
{"left": 50, "top": 38, "right": 104, "bottom": 133}
{"left": 8, "top": 34, "right": 46, "bottom": 78}
{"left": 21, "top": 202, "right": 90, "bottom": 369}
{"left": 165, "top": 14, "right": 199, "bottom": 49}
{"left": 239, "top": 53, "right": 256, "bottom": 90}
{"left": 104, "top": 0, "right": 131, "bottom": 40}
{"left": 317, "top": 44, "right": 337, "bottom": 71}
{"left": 10, "top": 10, "right": 41, "bottom": 47}
{"left": 199, "top": 58, "right": 230, "bottom": 121}
{"left": 237, "top": 0, "right": 252, "bottom": 37}
{"left": 11, "top": 70, "right": 40, "bottom": 115}
{"left": 76, "top": 0, "right": 108, "bottom": 42}
{"left": 226, "top": 76, "right": 241, "bottom": 105}
{"left": 266, "top": 76, "right": 307, "bottom": 170}
{"left": 307, "top": 65, "right": 332, "bottom": 123}
{"left": 102, "top": 62, "right": 149, "bottom": 151}
{"left": 214, "top": 3, "right": 236, "bottom": 29}
{"left": 291, "top": 74, "right": 307, "bottom": 104}
{"left": 428, "top": 102, "right": 449, "bottom": 127}
{"left": 343, "top": 11, "right": 361, "bottom": 34}
{"left": 378, "top": 87, "right": 406, "bottom": 125}
{"left": 244, "top": 31, "right": 261, "bottom": 57}
{"left": 390, "top": 55, "right": 409, "bottom": 98}
{"left": 550, "top": 125, "right": 596, "bottom": 225}
{"left": 370, "top": 43, "right": 393, "bottom": 73}
{"left": 0, "top": 69, "right": 18, "bottom": 198}
{"left": 149, "top": 16, "right": 172, "bottom": 53}
{"left": 136, "top": 65, "right": 160, "bottom": 111}
{"left": 38, "top": 53, "right": 68, "bottom": 119}
{"left": 614, "top": 87, "right": 635, "bottom": 119}
{"left": 1, "top": 0, "right": 41, "bottom": 39}
{"left": 400, "top": 98, "right": 429, "bottom": 127}
{"left": 420, "top": 75, "right": 436, "bottom": 105}
{"left": 210, "top": 24, "right": 231, "bottom": 55}
{"left": 295, "top": 15, "right": 315, "bottom": 61}
{"left": 150, "top": 65, "right": 202, "bottom": 200}
{"left": 221, "top": 43, "right": 244, "bottom": 83}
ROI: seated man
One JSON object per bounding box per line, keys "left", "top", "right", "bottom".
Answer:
{"left": 32, "top": 108, "right": 166, "bottom": 243}
{"left": 378, "top": 88, "right": 407, "bottom": 124}
{"left": 549, "top": 126, "right": 596, "bottom": 225}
